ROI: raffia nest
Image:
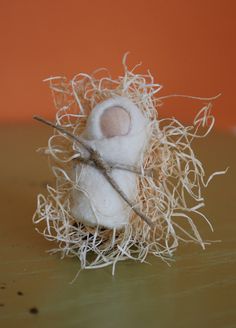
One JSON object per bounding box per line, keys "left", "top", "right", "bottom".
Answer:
{"left": 33, "top": 54, "right": 225, "bottom": 275}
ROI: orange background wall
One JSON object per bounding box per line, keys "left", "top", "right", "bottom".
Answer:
{"left": 1, "top": 0, "right": 235, "bottom": 131}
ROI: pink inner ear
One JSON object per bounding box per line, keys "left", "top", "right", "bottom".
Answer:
{"left": 100, "top": 106, "right": 131, "bottom": 138}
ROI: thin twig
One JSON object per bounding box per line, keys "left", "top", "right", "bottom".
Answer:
{"left": 104, "top": 170, "right": 155, "bottom": 227}
{"left": 75, "top": 157, "right": 151, "bottom": 177}
{"left": 33, "top": 115, "right": 154, "bottom": 228}
{"left": 33, "top": 116, "right": 94, "bottom": 153}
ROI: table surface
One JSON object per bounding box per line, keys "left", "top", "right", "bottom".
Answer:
{"left": 0, "top": 125, "right": 235, "bottom": 328}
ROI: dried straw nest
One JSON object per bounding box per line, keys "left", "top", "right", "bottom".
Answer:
{"left": 33, "top": 54, "right": 225, "bottom": 274}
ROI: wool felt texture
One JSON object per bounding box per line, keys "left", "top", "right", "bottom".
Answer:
{"left": 71, "top": 96, "right": 149, "bottom": 229}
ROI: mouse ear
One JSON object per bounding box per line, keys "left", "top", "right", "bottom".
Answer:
{"left": 100, "top": 106, "right": 131, "bottom": 138}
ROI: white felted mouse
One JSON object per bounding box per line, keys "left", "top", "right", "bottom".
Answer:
{"left": 71, "top": 96, "right": 148, "bottom": 229}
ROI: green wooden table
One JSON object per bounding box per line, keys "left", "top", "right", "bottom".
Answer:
{"left": 0, "top": 125, "right": 235, "bottom": 328}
